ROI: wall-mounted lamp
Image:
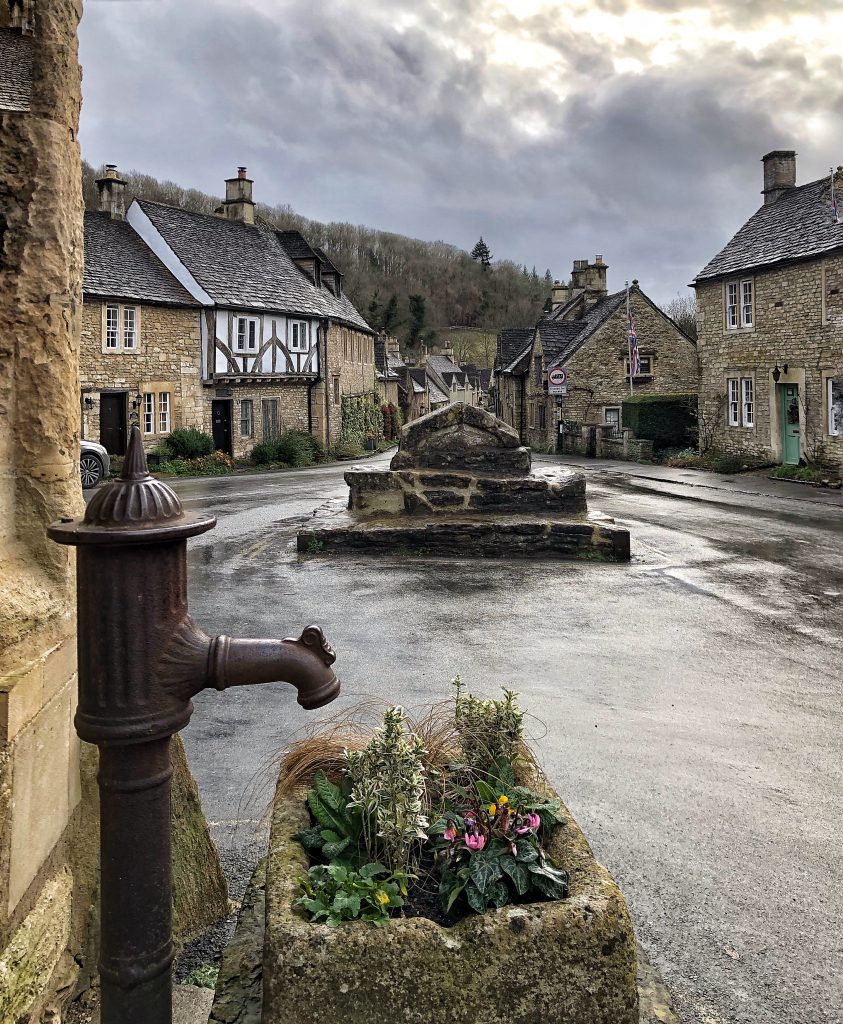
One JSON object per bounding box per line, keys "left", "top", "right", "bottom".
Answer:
{"left": 84, "top": 396, "right": 95, "bottom": 409}
{"left": 772, "top": 363, "right": 789, "bottom": 383}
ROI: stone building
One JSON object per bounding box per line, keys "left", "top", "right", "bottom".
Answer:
{"left": 694, "top": 151, "right": 843, "bottom": 470}
{"left": 80, "top": 168, "right": 375, "bottom": 458}
{"left": 81, "top": 168, "right": 204, "bottom": 454}
{"left": 496, "top": 257, "right": 698, "bottom": 449}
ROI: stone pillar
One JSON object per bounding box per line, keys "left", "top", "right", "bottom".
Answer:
{"left": 0, "top": 1, "right": 86, "bottom": 1020}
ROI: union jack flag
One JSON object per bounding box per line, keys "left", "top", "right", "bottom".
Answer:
{"left": 627, "top": 287, "right": 640, "bottom": 377}
{"left": 832, "top": 167, "right": 841, "bottom": 225}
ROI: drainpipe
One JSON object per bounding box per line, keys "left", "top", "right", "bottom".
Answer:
{"left": 519, "top": 374, "right": 525, "bottom": 442}
{"left": 48, "top": 429, "right": 341, "bottom": 1024}
{"left": 307, "top": 321, "right": 322, "bottom": 436}
{"left": 322, "top": 318, "right": 332, "bottom": 447}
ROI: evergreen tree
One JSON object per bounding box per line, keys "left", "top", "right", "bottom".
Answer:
{"left": 382, "top": 294, "right": 401, "bottom": 335}
{"left": 470, "top": 237, "right": 493, "bottom": 268}
{"left": 407, "top": 294, "right": 428, "bottom": 348}
{"left": 367, "top": 291, "right": 382, "bottom": 330}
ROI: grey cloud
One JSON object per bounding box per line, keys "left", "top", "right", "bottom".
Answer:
{"left": 79, "top": 0, "right": 843, "bottom": 303}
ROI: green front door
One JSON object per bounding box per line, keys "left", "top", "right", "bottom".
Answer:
{"left": 781, "top": 384, "right": 801, "bottom": 465}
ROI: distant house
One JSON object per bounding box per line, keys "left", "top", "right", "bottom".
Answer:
{"left": 496, "top": 257, "right": 698, "bottom": 448}
{"left": 694, "top": 151, "right": 843, "bottom": 470}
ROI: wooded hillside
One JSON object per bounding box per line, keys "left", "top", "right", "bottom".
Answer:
{"left": 83, "top": 162, "right": 552, "bottom": 366}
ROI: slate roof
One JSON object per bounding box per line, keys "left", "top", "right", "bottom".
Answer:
{"left": 498, "top": 328, "right": 533, "bottom": 368}
{"left": 83, "top": 212, "right": 199, "bottom": 307}
{"left": 426, "top": 354, "right": 462, "bottom": 378}
{"left": 276, "top": 230, "right": 317, "bottom": 261}
{"left": 408, "top": 368, "right": 427, "bottom": 394}
{"left": 135, "top": 200, "right": 371, "bottom": 332}
{"left": 0, "top": 29, "right": 33, "bottom": 112}
{"left": 541, "top": 290, "right": 627, "bottom": 369}
{"left": 375, "top": 337, "right": 400, "bottom": 380}
{"left": 695, "top": 175, "right": 843, "bottom": 281}
{"left": 313, "top": 247, "right": 343, "bottom": 277}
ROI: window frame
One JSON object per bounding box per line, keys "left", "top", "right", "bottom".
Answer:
{"left": 333, "top": 376, "right": 340, "bottom": 405}
{"left": 604, "top": 406, "right": 622, "bottom": 429}
{"left": 290, "top": 320, "right": 309, "bottom": 352}
{"left": 828, "top": 377, "right": 842, "bottom": 437}
{"left": 725, "top": 279, "right": 754, "bottom": 330}
{"left": 262, "top": 397, "right": 279, "bottom": 439}
{"left": 105, "top": 305, "right": 120, "bottom": 349}
{"left": 727, "top": 376, "right": 754, "bottom": 428}
{"left": 741, "top": 377, "right": 754, "bottom": 427}
{"left": 143, "top": 392, "right": 156, "bottom": 435}
{"left": 240, "top": 398, "right": 254, "bottom": 438}
{"left": 727, "top": 377, "right": 740, "bottom": 426}
{"left": 234, "top": 315, "right": 260, "bottom": 353}
{"left": 157, "top": 391, "right": 170, "bottom": 434}
{"left": 122, "top": 306, "right": 137, "bottom": 349}
{"left": 741, "top": 280, "right": 754, "bottom": 328}
{"left": 624, "top": 354, "right": 653, "bottom": 378}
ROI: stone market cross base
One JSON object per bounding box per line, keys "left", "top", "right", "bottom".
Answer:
{"left": 297, "top": 404, "right": 631, "bottom": 562}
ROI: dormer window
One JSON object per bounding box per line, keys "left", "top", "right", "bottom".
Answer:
{"left": 726, "top": 279, "right": 754, "bottom": 329}
{"left": 290, "top": 320, "right": 309, "bottom": 351}
{"left": 235, "top": 316, "right": 259, "bottom": 353}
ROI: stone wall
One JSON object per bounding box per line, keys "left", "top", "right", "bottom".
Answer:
{"left": 527, "top": 290, "right": 699, "bottom": 449}
{"left": 324, "top": 322, "right": 376, "bottom": 447}
{"left": 205, "top": 381, "right": 315, "bottom": 459}
{"left": 695, "top": 254, "right": 843, "bottom": 469}
{"left": 496, "top": 370, "right": 524, "bottom": 439}
{"left": 0, "top": 2, "right": 87, "bottom": 1019}
{"left": 80, "top": 300, "right": 204, "bottom": 450}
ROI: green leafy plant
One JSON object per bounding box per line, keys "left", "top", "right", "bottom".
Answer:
{"left": 294, "top": 770, "right": 364, "bottom": 867}
{"left": 345, "top": 707, "right": 428, "bottom": 874}
{"left": 295, "top": 862, "right": 407, "bottom": 927}
{"left": 340, "top": 392, "right": 384, "bottom": 448}
{"left": 432, "top": 784, "right": 568, "bottom": 914}
{"left": 182, "top": 964, "right": 219, "bottom": 989}
{"left": 273, "top": 431, "right": 314, "bottom": 467}
{"left": 164, "top": 428, "right": 215, "bottom": 460}
{"left": 306, "top": 535, "right": 325, "bottom": 554}
{"left": 453, "top": 678, "right": 524, "bottom": 774}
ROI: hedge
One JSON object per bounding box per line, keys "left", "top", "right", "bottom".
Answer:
{"left": 622, "top": 394, "right": 697, "bottom": 450}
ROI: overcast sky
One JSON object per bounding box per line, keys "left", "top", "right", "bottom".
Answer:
{"left": 79, "top": 0, "right": 843, "bottom": 303}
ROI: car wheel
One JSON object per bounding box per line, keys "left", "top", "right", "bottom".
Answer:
{"left": 80, "top": 452, "right": 104, "bottom": 488}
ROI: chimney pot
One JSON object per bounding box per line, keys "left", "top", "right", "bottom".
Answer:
{"left": 238, "top": 166, "right": 247, "bottom": 179}
{"left": 761, "top": 150, "right": 796, "bottom": 205}
{"left": 95, "top": 164, "right": 126, "bottom": 220}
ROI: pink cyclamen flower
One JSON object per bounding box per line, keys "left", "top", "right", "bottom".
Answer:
{"left": 465, "top": 833, "right": 486, "bottom": 852}
{"left": 443, "top": 824, "right": 457, "bottom": 842}
{"left": 515, "top": 825, "right": 531, "bottom": 835}
{"left": 527, "top": 813, "right": 541, "bottom": 830}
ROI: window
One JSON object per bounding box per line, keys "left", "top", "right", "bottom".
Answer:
{"left": 158, "top": 391, "right": 170, "bottom": 434}
{"left": 106, "top": 305, "right": 119, "bottom": 348}
{"left": 240, "top": 398, "right": 254, "bottom": 437}
{"left": 829, "top": 378, "right": 843, "bottom": 436}
{"left": 538, "top": 404, "right": 547, "bottom": 429}
{"left": 534, "top": 356, "right": 543, "bottom": 386}
{"left": 741, "top": 378, "right": 754, "bottom": 427}
{"left": 727, "top": 377, "right": 754, "bottom": 427}
{"left": 123, "top": 306, "right": 137, "bottom": 348}
{"left": 262, "top": 398, "right": 279, "bottom": 439}
{"left": 726, "top": 279, "right": 753, "bottom": 329}
{"left": 143, "top": 392, "right": 155, "bottom": 434}
{"left": 290, "top": 321, "right": 308, "bottom": 351}
{"left": 333, "top": 376, "right": 340, "bottom": 404}
{"left": 625, "top": 354, "right": 652, "bottom": 377}
{"left": 604, "top": 406, "right": 621, "bottom": 429}
{"left": 235, "top": 316, "right": 259, "bottom": 352}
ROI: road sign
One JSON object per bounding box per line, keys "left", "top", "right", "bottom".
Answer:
{"left": 548, "top": 367, "right": 568, "bottom": 396}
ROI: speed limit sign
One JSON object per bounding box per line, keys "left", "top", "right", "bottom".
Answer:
{"left": 547, "top": 367, "right": 568, "bottom": 395}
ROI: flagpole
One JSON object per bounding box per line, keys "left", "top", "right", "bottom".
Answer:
{"left": 832, "top": 167, "right": 840, "bottom": 225}
{"left": 626, "top": 281, "right": 634, "bottom": 396}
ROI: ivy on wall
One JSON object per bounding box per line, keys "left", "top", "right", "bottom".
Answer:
{"left": 341, "top": 391, "right": 385, "bottom": 445}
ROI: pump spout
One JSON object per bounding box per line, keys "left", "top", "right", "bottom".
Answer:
{"left": 158, "top": 620, "right": 340, "bottom": 710}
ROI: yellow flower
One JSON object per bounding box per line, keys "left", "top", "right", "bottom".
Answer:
{"left": 374, "top": 890, "right": 390, "bottom": 906}
{"left": 498, "top": 795, "right": 509, "bottom": 805}
{"left": 488, "top": 803, "right": 497, "bottom": 816}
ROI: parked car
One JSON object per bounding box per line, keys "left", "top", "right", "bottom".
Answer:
{"left": 80, "top": 440, "right": 110, "bottom": 488}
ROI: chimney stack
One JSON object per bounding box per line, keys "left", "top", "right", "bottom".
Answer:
{"left": 762, "top": 150, "right": 796, "bottom": 205}
{"left": 551, "top": 280, "right": 570, "bottom": 310}
{"left": 221, "top": 166, "right": 255, "bottom": 224}
{"left": 95, "top": 164, "right": 126, "bottom": 220}
{"left": 569, "top": 256, "right": 608, "bottom": 310}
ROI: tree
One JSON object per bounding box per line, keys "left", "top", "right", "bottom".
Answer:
{"left": 407, "top": 294, "right": 428, "bottom": 348}
{"left": 470, "top": 237, "right": 493, "bottom": 268}
{"left": 367, "top": 291, "right": 382, "bottom": 330}
{"left": 662, "top": 293, "right": 698, "bottom": 341}
{"left": 382, "top": 294, "right": 401, "bottom": 335}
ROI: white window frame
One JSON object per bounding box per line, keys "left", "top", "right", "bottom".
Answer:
{"left": 290, "top": 320, "right": 308, "bottom": 351}
{"left": 725, "top": 282, "right": 738, "bottom": 329}
{"left": 741, "top": 280, "right": 754, "bottom": 327}
{"left": 240, "top": 398, "right": 254, "bottom": 438}
{"left": 726, "top": 279, "right": 753, "bottom": 330}
{"left": 234, "top": 315, "right": 260, "bottom": 353}
{"left": 741, "top": 377, "right": 754, "bottom": 427}
{"left": 143, "top": 392, "right": 155, "bottom": 435}
{"left": 829, "top": 378, "right": 842, "bottom": 437}
{"left": 158, "top": 391, "right": 170, "bottom": 434}
{"left": 727, "top": 378, "right": 740, "bottom": 426}
{"left": 105, "top": 305, "right": 120, "bottom": 348}
{"left": 123, "top": 306, "right": 137, "bottom": 349}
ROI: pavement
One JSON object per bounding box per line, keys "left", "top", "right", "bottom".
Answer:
{"left": 118, "top": 455, "right": 842, "bottom": 1024}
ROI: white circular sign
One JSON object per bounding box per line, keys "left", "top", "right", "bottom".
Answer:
{"left": 548, "top": 367, "right": 568, "bottom": 386}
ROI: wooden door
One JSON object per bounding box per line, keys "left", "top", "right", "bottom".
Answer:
{"left": 211, "top": 400, "right": 233, "bottom": 455}
{"left": 781, "top": 384, "right": 801, "bottom": 465}
{"left": 99, "top": 392, "right": 127, "bottom": 455}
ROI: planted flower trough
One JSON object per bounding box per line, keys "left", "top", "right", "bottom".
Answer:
{"left": 259, "top": 685, "right": 639, "bottom": 1024}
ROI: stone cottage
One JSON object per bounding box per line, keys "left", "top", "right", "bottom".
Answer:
{"left": 81, "top": 167, "right": 204, "bottom": 454}
{"left": 496, "top": 257, "right": 698, "bottom": 449}
{"left": 694, "top": 151, "right": 843, "bottom": 470}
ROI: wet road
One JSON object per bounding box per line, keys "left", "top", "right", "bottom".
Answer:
{"left": 170, "top": 457, "right": 842, "bottom": 1024}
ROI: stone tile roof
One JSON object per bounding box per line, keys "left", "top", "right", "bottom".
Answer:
{"left": 276, "top": 230, "right": 317, "bottom": 261}
{"left": 375, "top": 337, "right": 400, "bottom": 380}
{"left": 313, "top": 247, "right": 343, "bottom": 277}
{"left": 541, "top": 290, "right": 627, "bottom": 370}
{"left": 0, "top": 29, "right": 33, "bottom": 112}
{"left": 83, "top": 212, "right": 200, "bottom": 307}
{"left": 498, "top": 328, "right": 533, "bottom": 368}
{"left": 426, "top": 354, "right": 463, "bottom": 379}
{"left": 136, "top": 200, "right": 371, "bottom": 331}
{"left": 695, "top": 174, "right": 843, "bottom": 281}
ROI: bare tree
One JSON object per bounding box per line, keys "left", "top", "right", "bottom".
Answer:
{"left": 693, "top": 394, "right": 724, "bottom": 452}
{"left": 662, "top": 293, "right": 698, "bottom": 341}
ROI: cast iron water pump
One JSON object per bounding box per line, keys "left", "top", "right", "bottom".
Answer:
{"left": 49, "top": 427, "right": 340, "bottom": 1024}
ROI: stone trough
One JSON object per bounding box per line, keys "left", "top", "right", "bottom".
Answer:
{"left": 298, "top": 405, "right": 630, "bottom": 561}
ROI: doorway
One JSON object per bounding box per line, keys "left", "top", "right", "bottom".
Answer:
{"left": 780, "top": 384, "right": 801, "bottom": 465}
{"left": 211, "top": 400, "right": 233, "bottom": 455}
{"left": 99, "top": 392, "right": 127, "bottom": 455}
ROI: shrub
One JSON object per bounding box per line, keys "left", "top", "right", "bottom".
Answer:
{"left": 453, "top": 677, "right": 524, "bottom": 774}
{"left": 286, "top": 429, "right": 325, "bottom": 461}
{"left": 622, "top": 394, "right": 697, "bottom": 450}
{"left": 164, "top": 428, "right": 214, "bottom": 460}
{"left": 274, "top": 431, "right": 314, "bottom": 467}
{"left": 332, "top": 437, "right": 365, "bottom": 460}
{"left": 250, "top": 440, "right": 278, "bottom": 466}
{"left": 770, "top": 463, "right": 838, "bottom": 482}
